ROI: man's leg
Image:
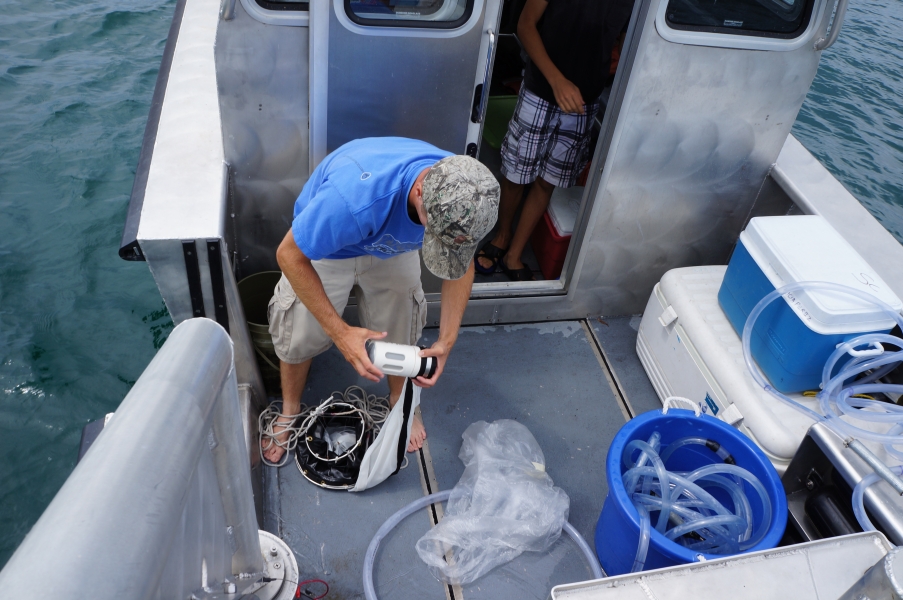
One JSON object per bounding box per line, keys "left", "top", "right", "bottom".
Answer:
{"left": 501, "top": 175, "right": 554, "bottom": 271}
{"left": 263, "top": 262, "right": 354, "bottom": 463}
{"left": 477, "top": 88, "right": 551, "bottom": 272}
{"left": 262, "top": 358, "right": 311, "bottom": 463}
{"left": 476, "top": 177, "right": 524, "bottom": 272}
{"left": 501, "top": 100, "right": 598, "bottom": 274}
{"left": 387, "top": 374, "right": 426, "bottom": 452}
{"left": 356, "top": 252, "right": 427, "bottom": 452}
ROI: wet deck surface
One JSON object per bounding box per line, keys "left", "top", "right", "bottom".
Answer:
{"left": 264, "top": 316, "right": 661, "bottom": 599}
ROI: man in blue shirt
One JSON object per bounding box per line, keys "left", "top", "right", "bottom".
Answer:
{"left": 263, "top": 138, "right": 500, "bottom": 463}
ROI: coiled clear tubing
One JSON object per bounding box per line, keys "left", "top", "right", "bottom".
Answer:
{"left": 741, "top": 281, "right": 903, "bottom": 532}
{"left": 623, "top": 434, "right": 771, "bottom": 573}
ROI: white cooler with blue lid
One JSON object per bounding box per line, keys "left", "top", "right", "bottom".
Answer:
{"left": 718, "top": 215, "right": 903, "bottom": 393}
{"left": 637, "top": 266, "right": 818, "bottom": 473}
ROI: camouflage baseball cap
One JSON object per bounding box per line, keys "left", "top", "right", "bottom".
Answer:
{"left": 421, "top": 156, "right": 500, "bottom": 280}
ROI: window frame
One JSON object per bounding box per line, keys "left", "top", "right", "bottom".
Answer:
{"left": 653, "top": 0, "right": 828, "bottom": 51}
{"left": 253, "top": 0, "right": 309, "bottom": 11}
{"left": 241, "top": 0, "right": 309, "bottom": 26}
{"left": 663, "top": 0, "right": 816, "bottom": 40}
{"left": 343, "top": 0, "right": 475, "bottom": 29}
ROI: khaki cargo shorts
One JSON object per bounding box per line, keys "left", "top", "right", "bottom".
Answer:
{"left": 267, "top": 250, "right": 427, "bottom": 364}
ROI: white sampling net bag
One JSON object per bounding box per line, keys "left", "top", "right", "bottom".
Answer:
{"left": 415, "top": 420, "right": 570, "bottom": 585}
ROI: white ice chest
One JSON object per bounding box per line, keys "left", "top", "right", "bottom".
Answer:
{"left": 637, "top": 265, "right": 822, "bottom": 474}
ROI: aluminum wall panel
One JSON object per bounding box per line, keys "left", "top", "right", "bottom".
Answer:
{"left": 325, "top": 4, "right": 486, "bottom": 155}
{"left": 216, "top": 2, "right": 310, "bottom": 277}
{"left": 568, "top": 0, "right": 823, "bottom": 316}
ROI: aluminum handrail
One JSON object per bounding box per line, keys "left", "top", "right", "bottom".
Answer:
{"left": 814, "top": 0, "right": 850, "bottom": 50}
{"left": 0, "top": 318, "right": 264, "bottom": 598}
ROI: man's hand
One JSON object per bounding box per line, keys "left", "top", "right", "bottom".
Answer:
{"left": 415, "top": 260, "right": 473, "bottom": 388}
{"left": 333, "top": 326, "right": 387, "bottom": 382}
{"left": 550, "top": 76, "right": 585, "bottom": 114}
{"left": 414, "top": 339, "right": 451, "bottom": 388}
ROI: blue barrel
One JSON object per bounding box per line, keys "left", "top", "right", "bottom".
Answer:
{"left": 594, "top": 408, "right": 787, "bottom": 576}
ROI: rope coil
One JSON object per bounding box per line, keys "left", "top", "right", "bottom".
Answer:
{"left": 259, "top": 386, "right": 392, "bottom": 468}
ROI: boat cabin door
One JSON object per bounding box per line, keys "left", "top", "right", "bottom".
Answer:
{"left": 309, "top": 0, "right": 503, "bottom": 169}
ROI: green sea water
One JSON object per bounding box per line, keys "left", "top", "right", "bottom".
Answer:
{"left": 0, "top": 0, "right": 901, "bottom": 569}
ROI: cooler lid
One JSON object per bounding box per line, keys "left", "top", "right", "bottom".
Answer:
{"left": 547, "top": 186, "right": 583, "bottom": 236}
{"left": 740, "top": 215, "right": 902, "bottom": 335}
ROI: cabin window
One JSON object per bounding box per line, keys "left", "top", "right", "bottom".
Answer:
{"left": 345, "top": 0, "right": 473, "bottom": 28}
{"left": 254, "top": 0, "right": 308, "bottom": 11}
{"left": 664, "top": 0, "right": 813, "bottom": 37}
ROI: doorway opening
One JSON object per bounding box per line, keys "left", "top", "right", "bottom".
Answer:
{"left": 420, "top": 0, "right": 629, "bottom": 297}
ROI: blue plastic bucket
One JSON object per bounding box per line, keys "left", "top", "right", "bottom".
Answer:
{"left": 594, "top": 407, "right": 787, "bottom": 576}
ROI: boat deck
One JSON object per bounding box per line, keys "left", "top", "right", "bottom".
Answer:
{"left": 263, "top": 316, "right": 660, "bottom": 599}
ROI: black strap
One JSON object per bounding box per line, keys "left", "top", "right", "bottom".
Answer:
{"left": 182, "top": 240, "right": 205, "bottom": 318}
{"left": 206, "top": 239, "right": 229, "bottom": 333}
{"left": 392, "top": 380, "right": 415, "bottom": 476}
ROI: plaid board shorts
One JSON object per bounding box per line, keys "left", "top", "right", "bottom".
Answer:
{"left": 500, "top": 87, "right": 598, "bottom": 188}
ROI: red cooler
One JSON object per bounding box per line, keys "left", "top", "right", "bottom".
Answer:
{"left": 530, "top": 186, "right": 582, "bottom": 280}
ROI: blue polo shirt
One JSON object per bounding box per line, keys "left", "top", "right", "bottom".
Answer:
{"left": 292, "top": 137, "right": 452, "bottom": 261}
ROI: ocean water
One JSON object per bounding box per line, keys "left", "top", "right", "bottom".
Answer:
{"left": 0, "top": 0, "right": 901, "bottom": 570}
{"left": 792, "top": 0, "right": 903, "bottom": 240}
{"left": 0, "top": 0, "right": 176, "bottom": 566}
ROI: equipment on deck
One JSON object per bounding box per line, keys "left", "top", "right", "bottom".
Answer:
{"left": 367, "top": 341, "right": 436, "bottom": 380}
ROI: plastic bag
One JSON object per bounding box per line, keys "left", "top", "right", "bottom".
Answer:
{"left": 415, "top": 420, "right": 570, "bottom": 585}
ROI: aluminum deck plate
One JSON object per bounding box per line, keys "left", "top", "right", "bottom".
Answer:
{"left": 265, "top": 317, "right": 651, "bottom": 599}
{"left": 588, "top": 316, "right": 662, "bottom": 416}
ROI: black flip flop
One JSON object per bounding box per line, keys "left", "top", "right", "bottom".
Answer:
{"left": 499, "top": 256, "right": 534, "bottom": 281}
{"left": 475, "top": 242, "right": 506, "bottom": 275}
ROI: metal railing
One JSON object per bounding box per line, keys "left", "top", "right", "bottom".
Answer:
{"left": 0, "top": 318, "right": 264, "bottom": 598}
{"left": 814, "top": 0, "right": 850, "bottom": 50}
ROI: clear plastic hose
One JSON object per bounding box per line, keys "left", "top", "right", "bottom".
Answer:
{"left": 631, "top": 503, "right": 651, "bottom": 573}
{"left": 623, "top": 436, "right": 769, "bottom": 564}
{"left": 690, "top": 474, "right": 752, "bottom": 540}
{"left": 623, "top": 439, "right": 673, "bottom": 532}
{"left": 362, "top": 490, "right": 604, "bottom": 600}
{"left": 852, "top": 472, "right": 882, "bottom": 533}
{"left": 684, "top": 464, "right": 771, "bottom": 549}
{"left": 658, "top": 436, "right": 734, "bottom": 468}
{"left": 741, "top": 281, "right": 903, "bottom": 449}
{"left": 740, "top": 281, "right": 903, "bottom": 537}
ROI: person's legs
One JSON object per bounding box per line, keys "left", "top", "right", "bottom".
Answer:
{"left": 262, "top": 358, "right": 311, "bottom": 463}
{"left": 500, "top": 101, "right": 599, "bottom": 277}
{"left": 356, "top": 251, "right": 427, "bottom": 452}
{"left": 478, "top": 88, "right": 553, "bottom": 273}
{"left": 502, "top": 176, "right": 555, "bottom": 271}
{"left": 477, "top": 177, "right": 524, "bottom": 272}
{"left": 263, "top": 261, "right": 355, "bottom": 463}
{"left": 385, "top": 373, "right": 425, "bottom": 451}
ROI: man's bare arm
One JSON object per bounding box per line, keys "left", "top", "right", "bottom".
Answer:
{"left": 518, "top": 0, "right": 585, "bottom": 114}
{"left": 415, "top": 259, "right": 475, "bottom": 388}
{"left": 276, "top": 230, "right": 386, "bottom": 381}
